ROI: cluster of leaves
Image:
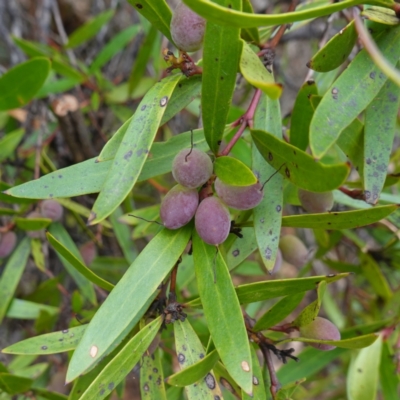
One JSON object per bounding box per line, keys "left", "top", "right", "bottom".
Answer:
{"left": 1, "top": 0, "right": 400, "bottom": 399}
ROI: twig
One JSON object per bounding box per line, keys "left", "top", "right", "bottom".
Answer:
{"left": 260, "top": 343, "right": 280, "bottom": 399}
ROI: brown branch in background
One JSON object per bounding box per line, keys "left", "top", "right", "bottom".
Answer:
{"left": 51, "top": 95, "right": 96, "bottom": 162}
{"left": 260, "top": 343, "right": 280, "bottom": 399}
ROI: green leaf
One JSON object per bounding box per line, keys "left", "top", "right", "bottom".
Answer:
{"left": 89, "top": 25, "right": 140, "bottom": 72}
{"left": 202, "top": 0, "right": 242, "bottom": 154}
{"left": 241, "top": 0, "right": 260, "bottom": 44}
{"left": 46, "top": 232, "right": 114, "bottom": 292}
{"left": 78, "top": 318, "right": 162, "bottom": 400}
{"left": 251, "top": 129, "right": 350, "bottom": 192}
{"left": 292, "top": 281, "right": 326, "bottom": 327}
{"left": 307, "top": 20, "right": 358, "bottom": 72}
{"left": 364, "top": 72, "right": 400, "bottom": 204}
{"left": 166, "top": 349, "right": 219, "bottom": 387}
{"left": 88, "top": 73, "right": 182, "bottom": 225}
{"left": 2, "top": 325, "right": 87, "bottom": 355}
{"left": 276, "top": 379, "right": 305, "bottom": 400}
{"left": 239, "top": 40, "right": 282, "bottom": 99}
{"left": 0, "top": 57, "right": 51, "bottom": 111}
{"left": 173, "top": 320, "right": 222, "bottom": 398}
{"left": 5, "top": 157, "right": 111, "bottom": 199}
{"left": 47, "top": 223, "right": 97, "bottom": 305}
{"left": 127, "top": 0, "right": 174, "bottom": 44}
{"left": 31, "top": 388, "right": 68, "bottom": 400}
{"left": 225, "top": 227, "right": 258, "bottom": 271}
{"left": 359, "top": 252, "right": 392, "bottom": 300}
{"left": 182, "top": 0, "right": 391, "bottom": 28}
{"left": 66, "top": 225, "right": 191, "bottom": 383}
{"left": 241, "top": 345, "right": 266, "bottom": 400}
{"left": 193, "top": 231, "right": 253, "bottom": 394}
{"left": 309, "top": 25, "right": 400, "bottom": 159}
{"left": 14, "top": 216, "right": 52, "bottom": 231}
{"left": 281, "top": 204, "right": 398, "bottom": 229}
{"left": 380, "top": 341, "right": 399, "bottom": 400}
{"left": 6, "top": 299, "right": 59, "bottom": 320}
{"left": 253, "top": 293, "right": 304, "bottom": 332}
{"left": 0, "top": 238, "right": 30, "bottom": 324}
{"left": 66, "top": 10, "right": 115, "bottom": 48}
{"left": 280, "top": 333, "right": 378, "bottom": 349}
{"left": 290, "top": 81, "right": 318, "bottom": 151}
{"left": 31, "top": 238, "right": 45, "bottom": 272}
{"left": 347, "top": 335, "right": 382, "bottom": 400}
{"left": 0, "top": 129, "right": 25, "bottom": 163}
{"left": 253, "top": 93, "right": 283, "bottom": 271}
{"left": 0, "top": 373, "right": 33, "bottom": 395}
{"left": 234, "top": 273, "right": 349, "bottom": 305}
{"left": 140, "top": 349, "right": 167, "bottom": 399}
{"left": 362, "top": 6, "right": 400, "bottom": 25}
{"left": 214, "top": 156, "right": 257, "bottom": 186}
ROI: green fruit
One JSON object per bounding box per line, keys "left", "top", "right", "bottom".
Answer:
{"left": 298, "top": 189, "right": 334, "bottom": 213}
{"left": 279, "top": 235, "right": 308, "bottom": 268}
{"left": 299, "top": 317, "right": 341, "bottom": 351}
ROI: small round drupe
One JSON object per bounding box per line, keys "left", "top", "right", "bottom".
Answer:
{"left": 170, "top": 2, "right": 206, "bottom": 52}
{"left": 298, "top": 189, "right": 334, "bottom": 213}
{"left": 279, "top": 235, "right": 308, "bottom": 268}
{"left": 79, "top": 241, "right": 97, "bottom": 266}
{"left": 0, "top": 231, "right": 17, "bottom": 258}
{"left": 172, "top": 148, "right": 213, "bottom": 189}
{"left": 40, "top": 199, "right": 64, "bottom": 221}
{"left": 299, "top": 317, "right": 341, "bottom": 351}
{"left": 214, "top": 178, "right": 263, "bottom": 210}
{"left": 160, "top": 184, "right": 199, "bottom": 229}
{"left": 195, "top": 196, "right": 230, "bottom": 245}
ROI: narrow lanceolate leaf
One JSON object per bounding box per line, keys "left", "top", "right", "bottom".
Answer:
{"left": 0, "top": 238, "right": 30, "bottom": 323}
{"left": 46, "top": 232, "right": 114, "bottom": 291}
{"left": 14, "top": 216, "right": 51, "bottom": 231}
{"left": 251, "top": 129, "right": 350, "bottom": 192}
{"left": 282, "top": 204, "right": 398, "bottom": 229}
{"left": 174, "top": 320, "right": 222, "bottom": 399}
{"left": 347, "top": 335, "right": 382, "bottom": 400}
{"left": 2, "top": 326, "right": 87, "bottom": 355}
{"left": 362, "top": 6, "right": 400, "bottom": 25}
{"left": 253, "top": 93, "right": 283, "bottom": 271}
{"left": 193, "top": 232, "right": 253, "bottom": 394}
{"left": 166, "top": 349, "right": 219, "bottom": 387}
{"left": 253, "top": 293, "right": 304, "bottom": 332}
{"left": 47, "top": 223, "right": 97, "bottom": 306}
{"left": 202, "top": 0, "right": 241, "bottom": 154}
{"left": 307, "top": 20, "right": 358, "bottom": 72}
{"left": 66, "top": 226, "right": 191, "bottom": 383}
{"left": 214, "top": 156, "right": 257, "bottom": 186}
{"left": 0, "top": 57, "right": 50, "bottom": 111}
{"left": 0, "top": 374, "right": 33, "bottom": 395}
{"left": 78, "top": 318, "right": 162, "bottom": 400}
{"left": 310, "top": 25, "right": 400, "bottom": 159}
{"left": 364, "top": 72, "right": 400, "bottom": 204}
{"left": 66, "top": 10, "right": 115, "bottom": 48}
{"left": 182, "top": 0, "right": 382, "bottom": 28}
{"left": 290, "top": 80, "right": 318, "bottom": 151}
{"left": 88, "top": 73, "right": 182, "bottom": 225}
{"left": 6, "top": 299, "right": 59, "bottom": 320}
{"left": 280, "top": 333, "right": 378, "bottom": 349}
{"left": 0, "top": 129, "right": 25, "bottom": 163}
{"left": 239, "top": 40, "right": 282, "bottom": 99}
{"left": 225, "top": 227, "right": 258, "bottom": 271}
{"left": 127, "top": 0, "right": 174, "bottom": 44}
{"left": 241, "top": 0, "right": 260, "bottom": 44}
{"left": 380, "top": 342, "right": 399, "bottom": 400}
{"left": 140, "top": 349, "right": 167, "bottom": 399}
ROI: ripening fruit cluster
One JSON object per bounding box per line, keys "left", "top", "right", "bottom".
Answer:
{"left": 160, "top": 148, "right": 264, "bottom": 245}
{"left": 170, "top": 2, "right": 205, "bottom": 52}
{"left": 299, "top": 317, "right": 341, "bottom": 351}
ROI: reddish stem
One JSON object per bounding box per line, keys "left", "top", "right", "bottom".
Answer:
{"left": 219, "top": 89, "right": 262, "bottom": 156}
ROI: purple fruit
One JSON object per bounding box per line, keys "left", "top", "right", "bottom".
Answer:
{"left": 298, "top": 189, "right": 334, "bottom": 213}
{"left": 195, "top": 196, "right": 231, "bottom": 245}
{"left": 170, "top": 2, "right": 205, "bottom": 52}
{"left": 299, "top": 317, "right": 341, "bottom": 351}
{"left": 160, "top": 184, "right": 199, "bottom": 229}
{"left": 0, "top": 231, "right": 17, "bottom": 258}
{"left": 40, "top": 199, "right": 64, "bottom": 221}
{"left": 172, "top": 148, "right": 213, "bottom": 189}
{"left": 79, "top": 241, "right": 97, "bottom": 266}
{"left": 279, "top": 235, "right": 308, "bottom": 268}
{"left": 214, "top": 178, "right": 263, "bottom": 210}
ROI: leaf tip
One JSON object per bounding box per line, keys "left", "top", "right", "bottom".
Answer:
{"left": 87, "top": 212, "right": 97, "bottom": 226}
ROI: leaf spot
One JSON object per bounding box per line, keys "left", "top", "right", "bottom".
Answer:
{"left": 177, "top": 353, "right": 185, "bottom": 363}
{"left": 204, "top": 373, "right": 216, "bottom": 389}
{"left": 241, "top": 360, "right": 250, "bottom": 372}
{"left": 253, "top": 376, "right": 259, "bottom": 385}
{"left": 62, "top": 329, "right": 69, "bottom": 333}
{"left": 143, "top": 383, "right": 149, "bottom": 391}
{"left": 41, "top": 345, "right": 48, "bottom": 350}
{"left": 90, "top": 345, "right": 98, "bottom": 358}
{"left": 160, "top": 96, "right": 168, "bottom": 107}
{"left": 232, "top": 249, "right": 240, "bottom": 257}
